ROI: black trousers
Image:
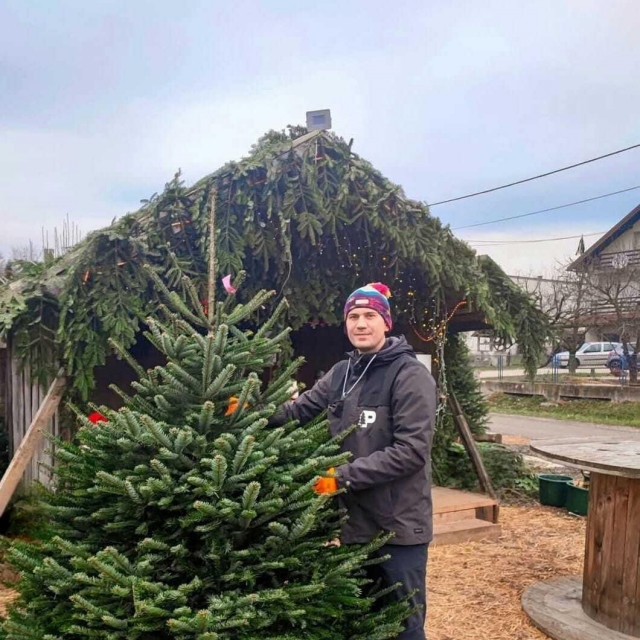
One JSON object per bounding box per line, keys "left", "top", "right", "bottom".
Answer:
{"left": 366, "top": 543, "right": 429, "bottom": 640}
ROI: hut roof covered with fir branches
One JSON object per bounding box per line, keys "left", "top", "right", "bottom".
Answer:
{"left": 0, "top": 127, "right": 547, "bottom": 402}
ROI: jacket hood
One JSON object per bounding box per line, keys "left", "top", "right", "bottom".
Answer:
{"left": 347, "top": 336, "right": 415, "bottom": 367}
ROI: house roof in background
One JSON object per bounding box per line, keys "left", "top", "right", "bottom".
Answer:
{"left": 569, "top": 202, "right": 640, "bottom": 271}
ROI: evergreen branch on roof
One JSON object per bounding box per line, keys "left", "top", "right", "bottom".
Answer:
{"left": 0, "top": 127, "right": 548, "bottom": 395}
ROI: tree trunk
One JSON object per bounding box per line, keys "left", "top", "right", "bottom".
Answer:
{"left": 569, "top": 352, "right": 578, "bottom": 374}
{"left": 629, "top": 353, "right": 638, "bottom": 384}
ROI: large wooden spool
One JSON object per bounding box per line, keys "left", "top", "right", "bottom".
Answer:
{"left": 582, "top": 472, "right": 640, "bottom": 636}
{"left": 528, "top": 438, "right": 640, "bottom": 639}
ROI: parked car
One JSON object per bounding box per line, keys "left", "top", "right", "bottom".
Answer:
{"left": 607, "top": 344, "right": 635, "bottom": 374}
{"left": 554, "top": 342, "right": 622, "bottom": 368}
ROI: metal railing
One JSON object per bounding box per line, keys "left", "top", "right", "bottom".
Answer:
{"left": 585, "top": 296, "right": 640, "bottom": 314}
{"left": 596, "top": 249, "right": 640, "bottom": 270}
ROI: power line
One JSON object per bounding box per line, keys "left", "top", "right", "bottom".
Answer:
{"left": 452, "top": 185, "right": 640, "bottom": 230}
{"left": 465, "top": 230, "right": 605, "bottom": 246}
{"left": 468, "top": 231, "right": 603, "bottom": 244}
{"left": 428, "top": 143, "right": 640, "bottom": 206}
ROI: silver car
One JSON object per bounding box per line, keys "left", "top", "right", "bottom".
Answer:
{"left": 554, "top": 342, "right": 621, "bottom": 368}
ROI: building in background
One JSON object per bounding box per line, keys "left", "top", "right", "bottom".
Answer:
{"left": 466, "top": 202, "right": 640, "bottom": 367}
{"left": 568, "top": 202, "right": 640, "bottom": 343}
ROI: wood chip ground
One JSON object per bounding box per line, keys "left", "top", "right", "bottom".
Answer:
{"left": 427, "top": 503, "right": 586, "bottom": 640}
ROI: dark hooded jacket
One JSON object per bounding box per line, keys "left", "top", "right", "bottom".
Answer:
{"left": 275, "top": 336, "right": 436, "bottom": 545}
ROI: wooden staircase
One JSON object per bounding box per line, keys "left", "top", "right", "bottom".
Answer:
{"left": 432, "top": 486, "right": 501, "bottom": 546}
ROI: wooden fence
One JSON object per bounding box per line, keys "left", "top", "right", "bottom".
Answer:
{"left": 3, "top": 341, "right": 59, "bottom": 490}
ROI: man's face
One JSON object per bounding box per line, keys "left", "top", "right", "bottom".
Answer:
{"left": 345, "top": 307, "right": 388, "bottom": 353}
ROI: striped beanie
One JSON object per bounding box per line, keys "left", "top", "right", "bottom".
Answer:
{"left": 344, "top": 283, "right": 393, "bottom": 330}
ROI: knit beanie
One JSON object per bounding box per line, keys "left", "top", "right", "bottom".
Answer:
{"left": 343, "top": 282, "right": 393, "bottom": 330}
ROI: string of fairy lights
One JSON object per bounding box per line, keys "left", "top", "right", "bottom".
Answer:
{"left": 332, "top": 237, "right": 468, "bottom": 345}
{"left": 77, "top": 154, "right": 470, "bottom": 352}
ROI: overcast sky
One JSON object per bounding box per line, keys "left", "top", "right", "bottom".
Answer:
{"left": 2, "top": 0, "right": 639, "bottom": 276}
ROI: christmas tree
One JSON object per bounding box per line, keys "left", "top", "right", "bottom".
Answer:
{"left": 1, "top": 259, "right": 410, "bottom": 638}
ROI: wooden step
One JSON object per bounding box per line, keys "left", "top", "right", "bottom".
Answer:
{"left": 434, "top": 507, "right": 478, "bottom": 523}
{"left": 433, "top": 486, "right": 500, "bottom": 526}
{"left": 431, "top": 487, "right": 501, "bottom": 545}
{"left": 432, "top": 486, "right": 498, "bottom": 514}
{"left": 432, "top": 518, "right": 502, "bottom": 546}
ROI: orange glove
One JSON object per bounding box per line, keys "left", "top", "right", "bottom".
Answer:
{"left": 313, "top": 467, "right": 338, "bottom": 494}
{"left": 225, "top": 396, "right": 249, "bottom": 416}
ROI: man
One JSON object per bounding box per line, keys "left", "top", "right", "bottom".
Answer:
{"left": 273, "top": 282, "right": 436, "bottom": 640}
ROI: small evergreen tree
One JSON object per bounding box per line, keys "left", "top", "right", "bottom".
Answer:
{"left": 444, "top": 335, "right": 488, "bottom": 436}
{"left": 1, "top": 268, "right": 409, "bottom": 639}
{"left": 431, "top": 334, "right": 488, "bottom": 487}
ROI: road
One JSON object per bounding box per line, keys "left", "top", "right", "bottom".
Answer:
{"left": 489, "top": 412, "right": 640, "bottom": 442}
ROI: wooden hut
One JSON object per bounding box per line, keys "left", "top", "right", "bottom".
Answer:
{"left": 0, "top": 128, "right": 547, "bottom": 540}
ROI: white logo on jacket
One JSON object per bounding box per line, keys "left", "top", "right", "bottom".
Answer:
{"left": 358, "top": 410, "right": 377, "bottom": 428}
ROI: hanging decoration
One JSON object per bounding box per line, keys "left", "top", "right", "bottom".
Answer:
{"left": 222, "top": 274, "right": 237, "bottom": 295}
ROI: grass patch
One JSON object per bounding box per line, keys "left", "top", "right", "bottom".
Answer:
{"left": 487, "top": 392, "right": 640, "bottom": 428}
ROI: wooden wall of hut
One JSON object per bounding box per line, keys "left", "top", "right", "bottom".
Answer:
{"left": 0, "top": 345, "right": 6, "bottom": 421}
{"left": 4, "top": 340, "right": 59, "bottom": 491}
{"left": 89, "top": 323, "right": 437, "bottom": 411}
{"left": 290, "top": 324, "right": 436, "bottom": 389}
{"left": 1, "top": 323, "right": 436, "bottom": 493}
{"left": 92, "top": 326, "right": 355, "bottom": 405}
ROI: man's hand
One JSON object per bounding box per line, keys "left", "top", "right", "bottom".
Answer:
{"left": 313, "top": 467, "right": 338, "bottom": 495}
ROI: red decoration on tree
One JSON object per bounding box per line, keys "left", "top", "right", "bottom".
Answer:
{"left": 88, "top": 412, "right": 107, "bottom": 425}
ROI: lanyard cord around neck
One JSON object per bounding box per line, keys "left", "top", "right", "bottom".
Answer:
{"left": 341, "top": 354, "right": 377, "bottom": 399}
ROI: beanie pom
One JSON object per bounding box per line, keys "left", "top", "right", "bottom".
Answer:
{"left": 368, "top": 282, "right": 392, "bottom": 299}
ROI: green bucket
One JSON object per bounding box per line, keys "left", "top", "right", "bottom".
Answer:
{"left": 565, "top": 482, "right": 589, "bottom": 516}
{"left": 538, "top": 474, "right": 573, "bottom": 507}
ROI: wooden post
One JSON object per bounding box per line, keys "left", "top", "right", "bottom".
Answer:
{"left": 0, "top": 372, "right": 66, "bottom": 517}
{"left": 207, "top": 188, "right": 217, "bottom": 326}
{"left": 448, "top": 391, "right": 498, "bottom": 501}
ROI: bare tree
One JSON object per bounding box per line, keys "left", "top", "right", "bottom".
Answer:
{"left": 555, "top": 265, "right": 590, "bottom": 374}
{"left": 6, "top": 217, "right": 84, "bottom": 275}
{"left": 11, "top": 240, "right": 40, "bottom": 262}
{"left": 517, "top": 266, "right": 589, "bottom": 373}
{"left": 581, "top": 256, "right": 640, "bottom": 382}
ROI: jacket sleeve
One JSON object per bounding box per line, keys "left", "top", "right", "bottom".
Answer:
{"left": 269, "top": 367, "right": 335, "bottom": 426}
{"left": 337, "top": 361, "right": 436, "bottom": 491}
